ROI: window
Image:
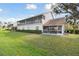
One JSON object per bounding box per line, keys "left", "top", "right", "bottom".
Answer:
{"left": 58, "top": 26, "right": 62, "bottom": 30}
{"left": 34, "top": 19, "right": 41, "bottom": 23}
{"left": 57, "top": 26, "right": 62, "bottom": 33}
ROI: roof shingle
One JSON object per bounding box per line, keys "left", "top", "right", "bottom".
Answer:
{"left": 43, "top": 17, "right": 65, "bottom": 26}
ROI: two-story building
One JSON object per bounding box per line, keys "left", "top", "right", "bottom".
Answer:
{"left": 17, "top": 12, "right": 65, "bottom": 35}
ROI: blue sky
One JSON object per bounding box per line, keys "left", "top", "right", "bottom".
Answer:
{"left": 0, "top": 3, "right": 51, "bottom": 22}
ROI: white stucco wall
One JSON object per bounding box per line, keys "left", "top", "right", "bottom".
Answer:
{"left": 17, "top": 23, "right": 43, "bottom": 30}
{"left": 13, "top": 22, "right": 17, "bottom": 27}
{"left": 42, "top": 12, "right": 53, "bottom": 24}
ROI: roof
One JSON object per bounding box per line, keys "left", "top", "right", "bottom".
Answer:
{"left": 18, "top": 11, "right": 52, "bottom": 22}
{"left": 18, "top": 14, "right": 43, "bottom": 22}
{"left": 43, "top": 17, "right": 65, "bottom": 26}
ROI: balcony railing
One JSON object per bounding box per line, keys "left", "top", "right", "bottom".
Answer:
{"left": 17, "top": 20, "right": 42, "bottom": 25}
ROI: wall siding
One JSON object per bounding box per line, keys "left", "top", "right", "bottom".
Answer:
{"left": 17, "top": 23, "right": 43, "bottom": 30}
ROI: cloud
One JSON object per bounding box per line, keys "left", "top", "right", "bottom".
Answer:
{"left": 26, "top": 4, "right": 37, "bottom": 10}
{"left": 6, "top": 18, "right": 17, "bottom": 22}
{"left": 45, "top": 4, "right": 52, "bottom": 11}
{"left": 26, "top": 14, "right": 34, "bottom": 18}
{"left": 0, "top": 17, "right": 20, "bottom": 23}
{"left": 1, "top": 14, "right": 36, "bottom": 22}
{"left": 44, "top": 3, "right": 57, "bottom": 11}
{"left": 0, "top": 9, "right": 3, "bottom": 12}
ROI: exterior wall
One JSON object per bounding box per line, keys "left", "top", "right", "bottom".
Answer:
{"left": 17, "top": 23, "right": 43, "bottom": 30}
{"left": 42, "top": 12, "right": 53, "bottom": 24}
{"left": 13, "top": 22, "right": 17, "bottom": 27}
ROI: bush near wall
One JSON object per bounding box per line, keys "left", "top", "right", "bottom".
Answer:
{"left": 65, "top": 30, "right": 79, "bottom": 34}
{"left": 16, "top": 30, "right": 42, "bottom": 34}
{"left": 6, "top": 27, "right": 17, "bottom": 31}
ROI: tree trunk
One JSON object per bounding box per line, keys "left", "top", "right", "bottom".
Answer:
{"left": 73, "top": 25, "right": 75, "bottom": 34}
{"left": 73, "top": 19, "right": 76, "bottom": 34}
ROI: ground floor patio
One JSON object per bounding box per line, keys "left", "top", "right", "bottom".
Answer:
{"left": 43, "top": 25, "right": 64, "bottom": 35}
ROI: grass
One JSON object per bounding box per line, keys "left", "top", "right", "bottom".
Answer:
{"left": 0, "top": 30, "right": 79, "bottom": 55}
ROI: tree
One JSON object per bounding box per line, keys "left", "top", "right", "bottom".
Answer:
{"left": 51, "top": 3, "right": 79, "bottom": 33}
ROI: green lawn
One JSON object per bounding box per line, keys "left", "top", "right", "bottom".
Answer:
{"left": 0, "top": 30, "right": 79, "bottom": 56}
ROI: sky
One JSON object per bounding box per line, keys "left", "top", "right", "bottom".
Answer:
{"left": 0, "top": 3, "right": 52, "bottom": 22}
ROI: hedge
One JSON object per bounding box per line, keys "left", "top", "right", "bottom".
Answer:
{"left": 65, "top": 29, "right": 79, "bottom": 34}
{"left": 16, "top": 30, "right": 42, "bottom": 34}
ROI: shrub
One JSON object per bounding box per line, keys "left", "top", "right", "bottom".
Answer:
{"left": 65, "top": 29, "right": 79, "bottom": 34}
{"left": 16, "top": 30, "right": 42, "bottom": 34}
{"left": 5, "top": 27, "right": 17, "bottom": 31}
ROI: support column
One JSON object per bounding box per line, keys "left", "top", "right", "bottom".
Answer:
{"left": 57, "top": 26, "right": 58, "bottom": 34}
{"left": 62, "top": 25, "right": 64, "bottom": 35}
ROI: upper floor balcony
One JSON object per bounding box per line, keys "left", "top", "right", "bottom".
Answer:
{"left": 17, "top": 15, "right": 44, "bottom": 25}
